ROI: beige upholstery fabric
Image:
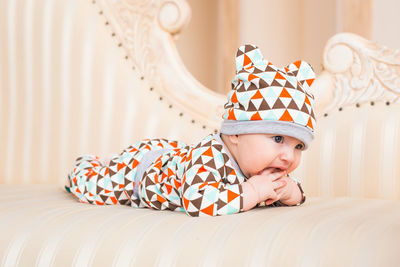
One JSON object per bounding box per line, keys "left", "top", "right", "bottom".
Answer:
{"left": 295, "top": 102, "right": 400, "bottom": 200}
{"left": 2, "top": 185, "right": 400, "bottom": 267}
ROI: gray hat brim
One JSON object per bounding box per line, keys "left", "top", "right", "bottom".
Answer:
{"left": 220, "top": 120, "right": 314, "bottom": 149}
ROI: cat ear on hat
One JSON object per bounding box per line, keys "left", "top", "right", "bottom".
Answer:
{"left": 286, "top": 60, "right": 316, "bottom": 92}
{"left": 235, "top": 44, "right": 264, "bottom": 72}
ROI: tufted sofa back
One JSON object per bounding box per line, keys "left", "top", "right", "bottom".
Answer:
{"left": 293, "top": 33, "right": 400, "bottom": 200}
{"left": 0, "top": 0, "right": 223, "bottom": 185}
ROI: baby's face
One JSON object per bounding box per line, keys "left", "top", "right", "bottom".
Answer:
{"left": 234, "top": 134, "right": 304, "bottom": 178}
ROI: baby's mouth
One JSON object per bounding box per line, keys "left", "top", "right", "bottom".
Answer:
{"left": 257, "top": 167, "right": 285, "bottom": 175}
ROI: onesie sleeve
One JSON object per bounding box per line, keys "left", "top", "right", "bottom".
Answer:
{"left": 181, "top": 142, "right": 243, "bottom": 217}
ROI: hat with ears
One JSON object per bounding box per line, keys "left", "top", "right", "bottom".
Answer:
{"left": 220, "top": 44, "right": 316, "bottom": 149}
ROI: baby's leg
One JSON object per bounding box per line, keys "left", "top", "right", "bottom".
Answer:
{"left": 67, "top": 155, "right": 131, "bottom": 205}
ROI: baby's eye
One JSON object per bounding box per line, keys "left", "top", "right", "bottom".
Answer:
{"left": 295, "top": 143, "right": 305, "bottom": 150}
{"left": 273, "top": 136, "right": 283, "bottom": 143}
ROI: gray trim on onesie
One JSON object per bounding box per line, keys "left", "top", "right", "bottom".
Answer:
{"left": 133, "top": 148, "right": 172, "bottom": 198}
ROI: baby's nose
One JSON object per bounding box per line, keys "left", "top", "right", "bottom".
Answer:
{"left": 279, "top": 147, "right": 294, "bottom": 162}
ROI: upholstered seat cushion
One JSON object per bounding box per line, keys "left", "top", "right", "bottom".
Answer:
{"left": 1, "top": 185, "right": 399, "bottom": 266}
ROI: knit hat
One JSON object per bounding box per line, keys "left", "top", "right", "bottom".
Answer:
{"left": 221, "top": 44, "right": 316, "bottom": 149}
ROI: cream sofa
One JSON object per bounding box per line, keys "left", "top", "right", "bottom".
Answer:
{"left": 1, "top": 0, "right": 400, "bottom": 266}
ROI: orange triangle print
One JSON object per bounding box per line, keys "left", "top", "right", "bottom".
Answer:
{"left": 307, "top": 117, "right": 314, "bottom": 130}
{"left": 117, "top": 162, "right": 126, "bottom": 171}
{"left": 183, "top": 197, "right": 189, "bottom": 210}
{"left": 201, "top": 204, "right": 214, "bottom": 216}
{"left": 165, "top": 184, "right": 172, "bottom": 194}
{"left": 279, "top": 88, "right": 291, "bottom": 98}
{"left": 251, "top": 90, "right": 263, "bottom": 99}
{"left": 248, "top": 73, "right": 258, "bottom": 81}
{"left": 279, "top": 110, "right": 294, "bottom": 122}
{"left": 197, "top": 165, "right": 207, "bottom": 174}
{"left": 202, "top": 147, "right": 213, "bottom": 157}
{"left": 110, "top": 196, "right": 117, "bottom": 204}
{"left": 251, "top": 112, "right": 262, "bottom": 120}
{"left": 227, "top": 190, "right": 240, "bottom": 202}
{"left": 243, "top": 54, "right": 252, "bottom": 67}
{"left": 275, "top": 72, "right": 285, "bottom": 80}
{"left": 157, "top": 194, "right": 166, "bottom": 203}
{"left": 132, "top": 159, "right": 139, "bottom": 169}
{"left": 294, "top": 60, "right": 301, "bottom": 69}
{"left": 227, "top": 108, "right": 236, "bottom": 120}
{"left": 305, "top": 95, "right": 311, "bottom": 105}
{"left": 210, "top": 182, "right": 220, "bottom": 189}
{"left": 231, "top": 91, "right": 238, "bottom": 103}
{"left": 306, "top": 78, "right": 314, "bottom": 86}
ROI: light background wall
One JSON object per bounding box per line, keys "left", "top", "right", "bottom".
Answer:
{"left": 176, "top": 0, "right": 400, "bottom": 94}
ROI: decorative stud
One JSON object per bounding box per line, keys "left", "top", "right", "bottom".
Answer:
{"left": 99, "top": 11, "right": 103, "bottom": 15}
{"left": 386, "top": 101, "right": 390, "bottom": 106}
{"left": 191, "top": 120, "right": 195, "bottom": 124}
{"left": 169, "top": 105, "right": 173, "bottom": 108}
{"left": 159, "top": 97, "right": 163, "bottom": 101}
{"left": 125, "top": 55, "right": 128, "bottom": 60}
{"left": 356, "top": 103, "right": 360, "bottom": 108}
{"left": 179, "top": 113, "right": 183, "bottom": 117}
{"left": 324, "top": 113, "right": 328, "bottom": 117}
{"left": 339, "top": 107, "right": 343, "bottom": 111}
{"left": 118, "top": 43, "right": 122, "bottom": 47}
{"left": 202, "top": 125, "right": 206, "bottom": 129}
{"left": 105, "top": 21, "right": 109, "bottom": 25}
{"left": 371, "top": 101, "right": 375, "bottom": 106}
{"left": 111, "top": 33, "right": 116, "bottom": 37}
{"left": 140, "top": 76, "right": 144, "bottom": 80}
{"left": 149, "top": 87, "right": 154, "bottom": 91}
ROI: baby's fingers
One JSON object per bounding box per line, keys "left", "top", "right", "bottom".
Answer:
{"left": 272, "top": 179, "right": 287, "bottom": 190}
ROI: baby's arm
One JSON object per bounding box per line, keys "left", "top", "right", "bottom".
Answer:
{"left": 241, "top": 169, "right": 287, "bottom": 211}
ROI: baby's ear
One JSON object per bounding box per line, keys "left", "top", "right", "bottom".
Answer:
{"left": 234, "top": 44, "right": 264, "bottom": 72}
{"left": 286, "top": 60, "right": 316, "bottom": 92}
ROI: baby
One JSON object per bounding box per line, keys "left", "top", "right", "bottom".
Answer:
{"left": 66, "top": 44, "right": 316, "bottom": 217}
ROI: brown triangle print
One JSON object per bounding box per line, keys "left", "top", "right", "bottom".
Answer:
{"left": 301, "top": 103, "right": 310, "bottom": 114}
{"left": 205, "top": 172, "right": 217, "bottom": 182}
{"left": 213, "top": 144, "right": 223, "bottom": 151}
{"left": 247, "top": 101, "right": 258, "bottom": 111}
{"left": 272, "top": 98, "right": 286, "bottom": 109}
{"left": 237, "top": 83, "right": 246, "bottom": 92}
{"left": 287, "top": 100, "right": 299, "bottom": 110}
{"left": 265, "top": 65, "right": 276, "bottom": 72}
{"left": 192, "top": 175, "right": 204, "bottom": 184}
{"left": 225, "top": 166, "right": 234, "bottom": 177}
{"left": 190, "top": 196, "right": 203, "bottom": 210}
{"left": 253, "top": 67, "right": 263, "bottom": 74}
{"left": 99, "top": 194, "right": 108, "bottom": 202}
{"left": 114, "top": 190, "right": 123, "bottom": 199}
{"left": 205, "top": 159, "right": 216, "bottom": 169}
{"left": 259, "top": 100, "right": 271, "bottom": 110}
{"left": 271, "top": 79, "right": 283, "bottom": 87}
{"left": 284, "top": 80, "right": 295, "bottom": 89}
{"left": 244, "top": 44, "right": 255, "bottom": 52}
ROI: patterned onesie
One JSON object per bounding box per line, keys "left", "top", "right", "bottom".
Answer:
{"left": 67, "top": 133, "right": 304, "bottom": 216}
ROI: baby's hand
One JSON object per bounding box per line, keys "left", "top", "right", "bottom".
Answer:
{"left": 273, "top": 175, "right": 303, "bottom": 206}
{"left": 242, "top": 168, "right": 286, "bottom": 211}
